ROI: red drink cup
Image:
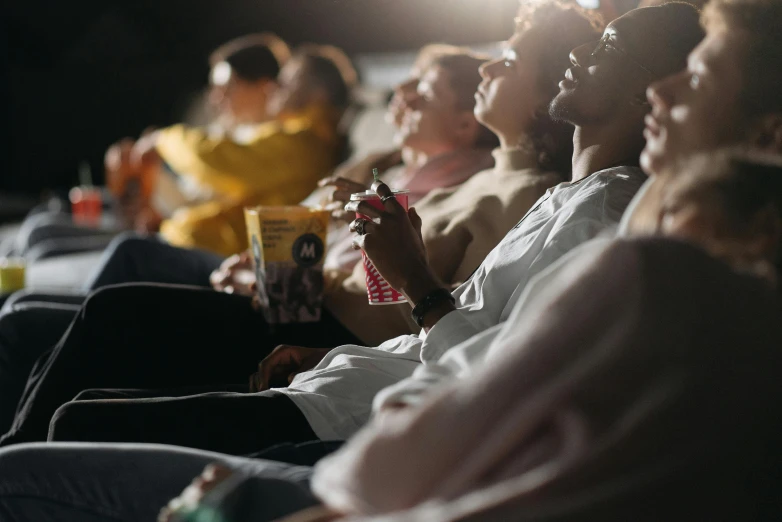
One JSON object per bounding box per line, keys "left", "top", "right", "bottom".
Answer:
{"left": 69, "top": 186, "right": 103, "bottom": 226}
{"left": 350, "top": 189, "right": 410, "bottom": 305}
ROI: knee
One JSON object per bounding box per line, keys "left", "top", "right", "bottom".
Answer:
{"left": 0, "top": 444, "right": 50, "bottom": 479}
{"left": 71, "top": 389, "right": 107, "bottom": 402}
{"left": 82, "top": 281, "right": 145, "bottom": 317}
{"left": 48, "top": 401, "right": 93, "bottom": 442}
{"left": 105, "top": 232, "right": 149, "bottom": 259}
{"left": 1, "top": 289, "right": 38, "bottom": 313}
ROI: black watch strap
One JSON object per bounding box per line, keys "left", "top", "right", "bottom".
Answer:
{"left": 411, "top": 288, "right": 455, "bottom": 328}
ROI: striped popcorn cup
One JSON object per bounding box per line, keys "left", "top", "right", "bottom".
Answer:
{"left": 350, "top": 189, "right": 410, "bottom": 305}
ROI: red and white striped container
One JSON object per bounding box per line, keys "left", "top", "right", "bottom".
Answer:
{"left": 350, "top": 189, "right": 410, "bottom": 305}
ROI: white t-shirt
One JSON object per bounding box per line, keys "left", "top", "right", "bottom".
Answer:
{"left": 277, "top": 166, "right": 647, "bottom": 440}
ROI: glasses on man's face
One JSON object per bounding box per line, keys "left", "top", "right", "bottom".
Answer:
{"left": 590, "top": 34, "right": 655, "bottom": 77}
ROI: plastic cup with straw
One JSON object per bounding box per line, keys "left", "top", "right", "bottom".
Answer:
{"left": 70, "top": 160, "right": 103, "bottom": 225}
{"left": 351, "top": 168, "right": 410, "bottom": 305}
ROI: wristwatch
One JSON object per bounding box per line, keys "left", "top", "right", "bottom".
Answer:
{"left": 411, "top": 288, "right": 455, "bottom": 328}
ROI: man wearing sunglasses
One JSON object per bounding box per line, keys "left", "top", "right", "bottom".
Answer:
{"left": 0, "top": 3, "right": 703, "bottom": 457}
{"left": 360, "top": 3, "right": 705, "bottom": 415}
{"left": 0, "top": 5, "right": 711, "bottom": 520}
{"left": 549, "top": 3, "right": 704, "bottom": 181}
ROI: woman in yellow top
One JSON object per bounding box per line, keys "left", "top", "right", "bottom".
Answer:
{"left": 134, "top": 45, "right": 357, "bottom": 255}
{"left": 2, "top": 34, "right": 292, "bottom": 261}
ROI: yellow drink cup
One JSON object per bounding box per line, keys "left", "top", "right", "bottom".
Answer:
{"left": 0, "top": 257, "right": 26, "bottom": 294}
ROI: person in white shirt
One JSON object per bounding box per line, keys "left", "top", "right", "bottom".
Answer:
{"left": 307, "top": 154, "right": 782, "bottom": 522}
{"left": 370, "top": 0, "right": 782, "bottom": 422}
{"left": 0, "top": 7, "right": 760, "bottom": 520}
{"left": 252, "top": 1, "right": 701, "bottom": 440}
{"left": 0, "top": 1, "right": 607, "bottom": 452}
{"left": 5, "top": 2, "right": 698, "bottom": 452}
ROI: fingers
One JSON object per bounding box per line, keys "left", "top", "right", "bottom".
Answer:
{"left": 351, "top": 233, "right": 367, "bottom": 251}
{"left": 330, "top": 189, "right": 354, "bottom": 204}
{"left": 258, "top": 357, "right": 276, "bottom": 392}
{"left": 408, "top": 207, "right": 424, "bottom": 242}
{"left": 210, "top": 270, "right": 228, "bottom": 292}
{"left": 318, "top": 176, "right": 366, "bottom": 193}
{"left": 158, "top": 464, "right": 234, "bottom": 521}
{"left": 255, "top": 344, "right": 302, "bottom": 391}
{"left": 349, "top": 218, "right": 378, "bottom": 235}
{"left": 330, "top": 209, "right": 354, "bottom": 223}
{"left": 324, "top": 200, "right": 354, "bottom": 222}
{"left": 371, "top": 181, "right": 406, "bottom": 213}
{"left": 351, "top": 231, "right": 375, "bottom": 250}
{"left": 202, "top": 463, "right": 233, "bottom": 485}
{"left": 344, "top": 200, "right": 384, "bottom": 219}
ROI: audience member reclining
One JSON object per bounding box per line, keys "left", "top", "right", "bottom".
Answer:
{"left": 0, "top": 34, "right": 293, "bottom": 261}
{"left": 359, "top": 0, "right": 782, "bottom": 413}
{"left": 1, "top": 1, "right": 693, "bottom": 454}
{"left": 0, "top": 43, "right": 534, "bottom": 432}
{"left": 1, "top": 150, "right": 781, "bottom": 522}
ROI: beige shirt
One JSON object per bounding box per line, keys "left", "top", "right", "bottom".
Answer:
{"left": 324, "top": 148, "right": 563, "bottom": 346}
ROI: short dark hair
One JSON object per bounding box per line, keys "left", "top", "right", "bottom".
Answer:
{"left": 637, "top": 3, "right": 705, "bottom": 79}
{"left": 517, "top": 0, "right": 603, "bottom": 174}
{"left": 703, "top": 0, "right": 782, "bottom": 118}
{"left": 427, "top": 52, "right": 499, "bottom": 149}
{"left": 209, "top": 33, "right": 290, "bottom": 82}
{"left": 294, "top": 44, "right": 357, "bottom": 110}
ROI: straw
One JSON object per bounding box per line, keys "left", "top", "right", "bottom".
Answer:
{"left": 78, "top": 161, "right": 93, "bottom": 187}
{"left": 372, "top": 168, "right": 379, "bottom": 183}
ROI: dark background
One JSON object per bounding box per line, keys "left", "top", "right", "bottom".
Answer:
{"left": 2, "top": 0, "right": 521, "bottom": 196}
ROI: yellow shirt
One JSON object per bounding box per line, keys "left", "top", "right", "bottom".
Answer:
{"left": 157, "top": 105, "right": 340, "bottom": 256}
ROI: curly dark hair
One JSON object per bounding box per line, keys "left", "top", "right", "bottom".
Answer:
{"left": 515, "top": 0, "right": 603, "bottom": 175}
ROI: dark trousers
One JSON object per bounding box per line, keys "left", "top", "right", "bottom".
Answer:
{"left": 49, "top": 388, "right": 317, "bottom": 457}
{"left": 1, "top": 283, "right": 363, "bottom": 453}
{"left": 84, "top": 233, "right": 225, "bottom": 291}
{"left": 0, "top": 303, "right": 79, "bottom": 433}
{"left": 50, "top": 387, "right": 343, "bottom": 462}
{"left": 0, "top": 235, "right": 224, "bottom": 429}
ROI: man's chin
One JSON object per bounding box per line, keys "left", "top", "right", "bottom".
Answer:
{"left": 549, "top": 90, "right": 582, "bottom": 125}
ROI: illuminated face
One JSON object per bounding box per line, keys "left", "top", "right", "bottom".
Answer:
{"left": 388, "top": 76, "right": 422, "bottom": 130}
{"left": 641, "top": 27, "right": 748, "bottom": 176}
{"left": 474, "top": 31, "right": 545, "bottom": 140}
{"left": 396, "top": 65, "right": 470, "bottom": 156}
{"left": 549, "top": 8, "right": 656, "bottom": 126}
{"left": 265, "top": 57, "right": 311, "bottom": 117}
{"left": 208, "top": 62, "right": 272, "bottom": 124}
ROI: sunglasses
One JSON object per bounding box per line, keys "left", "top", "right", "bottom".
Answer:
{"left": 591, "top": 34, "right": 655, "bottom": 77}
